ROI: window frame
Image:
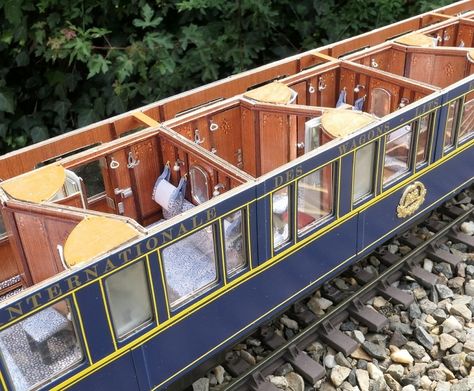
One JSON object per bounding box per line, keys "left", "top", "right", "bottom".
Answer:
{"left": 0, "top": 297, "right": 87, "bottom": 391}
{"left": 103, "top": 258, "right": 155, "bottom": 342}
{"left": 271, "top": 184, "right": 294, "bottom": 254}
{"left": 443, "top": 97, "right": 462, "bottom": 154}
{"left": 457, "top": 92, "right": 474, "bottom": 145}
{"left": 296, "top": 162, "right": 336, "bottom": 239}
{"left": 221, "top": 208, "right": 250, "bottom": 281}
{"left": 382, "top": 122, "right": 416, "bottom": 190}
{"left": 414, "top": 112, "right": 435, "bottom": 171}
{"left": 352, "top": 141, "right": 378, "bottom": 207}
{"left": 160, "top": 221, "right": 222, "bottom": 313}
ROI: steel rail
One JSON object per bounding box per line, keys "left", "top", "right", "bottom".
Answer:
{"left": 224, "top": 205, "right": 473, "bottom": 390}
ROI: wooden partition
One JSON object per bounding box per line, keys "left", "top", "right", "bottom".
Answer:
{"left": 404, "top": 47, "right": 472, "bottom": 87}
{"left": 1, "top": 201, "right": 83, "bottom": 286}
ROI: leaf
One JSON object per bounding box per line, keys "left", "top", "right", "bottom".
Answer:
{"left": 133, "top": 4, "right": 163, "bottom": 29}
{"left": 30, "top": 126, "right": 49, "bottom": 143}
{"left": 0, "top": 90, "right": 15, "bottom": 114}
{"left": 53, "top": 100, "right": 72, "bottom": 118}
{"left": 87, "top": 54, "right": 110, "bottom": 79}
{"left": 4, "top": 0, "right": 23, "bottom": 25}
{"left": 77, "top": 108, "right": 98, "bottom": 127}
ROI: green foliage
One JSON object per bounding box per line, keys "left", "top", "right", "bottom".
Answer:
{"left": 0, "top": 0, "right": 455, "bottom": 153}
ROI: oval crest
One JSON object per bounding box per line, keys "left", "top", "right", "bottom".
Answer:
{"left": 397, "top": 181, "right": 427, "bottom": 218}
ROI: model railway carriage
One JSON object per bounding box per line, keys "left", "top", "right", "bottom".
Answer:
{"left": 0, "top": 2, "right": 473, "bottom": 390}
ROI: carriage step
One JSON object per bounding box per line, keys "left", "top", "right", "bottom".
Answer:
{"left": 348, "top": 300, "right": 388, "bottom": 332}
{"left": 426, "top": 246, "right": 462, "bottom": 267}
{"left": 377, "top": 282, "right": 414, "bottom": 308}
{"left": 249, "top": 373, "right": 280, "bottom": 391}
{"left": 319, "top": 322, "right": 359, "bottom": 355}
{"left": 407, "top": 265, "right": 439, "bottom": 288}
{"left": 399, "top": 233, "right": 424, "bottom": 248}
{"left": 285, "top": 345, "right": 325, "bottom": 384}
{"left": 447, "top": 228, "right": 474, "bottom": 249}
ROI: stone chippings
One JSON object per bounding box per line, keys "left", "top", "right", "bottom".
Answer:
{"left": 193, "top": 191, "right": 474, "bottom": 391}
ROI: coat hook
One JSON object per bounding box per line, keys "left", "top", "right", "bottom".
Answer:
{"left": 127, "top": 151, "right": 140, "bottom": 169}
{"left": 110, "top": 157, "right": 120, "bottom": 169}
{"left": 194, "top": 129, "right": 205, "bottom": 144}
{"left": 318, "top": 77, "right": 326, "bottom": 91}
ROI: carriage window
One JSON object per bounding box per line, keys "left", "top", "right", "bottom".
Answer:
{"left": 162, "top": 225, "right": 218, "bottom": 309}
{"left": 0, "top": 214, "right": 6, "bottom": 238}
{"left": 104, "top": 260, "right": 153, "bottom": 339}
{"left": 273, "top": 187, "right": 290, "bottom": 249}
{"left": 223, "top": 210, "right": 247, "bottom": 276}
{"left": 298, "top": 164, "right": 334, "bottom": 233}
{"left": 71, "top": 159, "right": 105, "bottom": 198}
{"left": 383, "top": 124, "right": 413, "bottom": 184}
{"left": 444, "top": 99, "right": 460, "bottom": 149}
{"left": 416, "top": 114, "right": 432, "bottom": 166}
{"left": 0, "top": 299, "right": 83, "bottom": 391}
{"left": 459, "top": 92, "right": 474, "bottom": 141}
{"left": 353, "top": 143, "right": 376, "bottom": 202}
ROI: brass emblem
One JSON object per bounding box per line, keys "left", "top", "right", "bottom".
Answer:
{"left": 397, "top": 181, "right": 427, "bottom": 218}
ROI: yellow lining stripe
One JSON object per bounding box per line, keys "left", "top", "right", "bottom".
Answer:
{"left": 99, "top": 280, "right": 118, "bottom": 351}
{"left": 146, "top": 255, "right": 160, "bottom": 327}
{"left": 72, "top": 293, "right": 93, "bottom": 365}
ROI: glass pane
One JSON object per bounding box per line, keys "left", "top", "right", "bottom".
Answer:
{"left": 297, "top": 164, "right": 333, "bottom": 233}
{"left": 444, "top": 100, "right": 459, "bottom": 149}
{"left": 459, "top": 92, "right": 474, "bottom": 141}
{"left": 0, "top": 300, "right": 83, "bottom": 391}
{"left": 162, "top": 226, "right": 217, "bottom": 309}
{"left": 189, "top": 165, "right": 210, "bottom": 204}
{"left": 104, "top": 261, "right": 153, "bottom": 339}
{"left": 0, "top": 214, "right": 6, "bottom": 237}
{"left": 353, "top": 143, "right": 376, "bottom": 201}
{"left": 304, "top": 118, "right": 322, "bottom": 153}
{"left": 71, "top": 160, "right": 105, "bottom": 197}
{"left": 272, "top": 187, "right": 290, "bottom": 249}
{"left": 416, "top": 114, "right": 431, "bottom": 165}
{"left": 223, "top": 210, "right": 247, "bottom": 276}
{"left": 383, "top": 124, "right": 413, "bottom": 184}
{"left": 370, "top": 88, "right": 391, "bottom": 118}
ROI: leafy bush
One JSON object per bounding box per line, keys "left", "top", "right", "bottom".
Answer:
{"left": 0, "top": 0, "right": 454, "bottom": 153}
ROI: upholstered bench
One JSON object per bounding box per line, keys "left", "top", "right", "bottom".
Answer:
{"left": 21, "top": 307, "right": 72, "bottom": 365}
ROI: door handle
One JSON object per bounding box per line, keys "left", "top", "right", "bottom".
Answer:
{"left": 114, "top": 187, "right": 133, "bottom": 199}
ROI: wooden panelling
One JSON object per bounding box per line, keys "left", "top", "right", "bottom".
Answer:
{"left": 15, "top": 214, "right": 59, "bottom": 283}
{"left": 457, "top": 22, "right": 474, "bottom": 46}
{"left": 0, "top": 240, "right": 19, "bottom": 282}
{"left": 240, "top": 107, "right": 257, "bottom": 177}
{"left": 129, "top": 137, "right": 162, "bottom": 221}
{"left": 259, "top": 112, "right": 290, "bottom": 175}
{"left": 406, "top": 52, "right": 468, "bottom": 88}
{"left": 209, "top": 108, "right": 242, "bottom": 167}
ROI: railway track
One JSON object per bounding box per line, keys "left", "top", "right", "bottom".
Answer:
{"left": 189, "top": 189, "right": 474, "bottom": 391}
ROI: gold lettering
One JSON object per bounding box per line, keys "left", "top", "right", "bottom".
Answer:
{"left": 368, "top": 129, "right": 375, "bottom": 140}
{"left": 26, "top": 292, "right": 43, "bottom": 309}
{"left": 103, "top": 259, "right": 117, "bottom": 274}
{"left": 274, "top": 175, "right": 284, "bottom": 188}
{"left": 134, "top": 243, "right": 144, "bottom": 258}
{"left": 191, "top": 214, "right": 203, "bottom": 229}
{"left": 119, "top": 248, "right": 133, "bottom": 263}
{"left": 358, "top": 134, "right": 366, "bottom": 146}
{"left": 338, "top": 143, "right": 349, "bottom": 155}
{"left": 146, "top": 237, "right": 158, "bottom": 251}
{"left": 46, "top": 284, "right": 63, "bottom": 301}
{"left": 66, "top": 275, "right": 82, "bottom": 290}
{"left": 161, "top": 229, "right": 173, "bottom": 243}
{"left": 295, "top": 165, "right": 303, "bottom": 177}
{"left": 206, "top": 208, "right": 217, "bottom": 221}
{"left": 285, "top": 170, "right": 294, "bottom": 182}
{"left": 7, "top": 303, "right": 23, "bottom": 320}
{"left": 84, "top": 266, "right": 98, "bottom": 282}
{"left": 178, "top": 223, "right": 188, "bottom": 236}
